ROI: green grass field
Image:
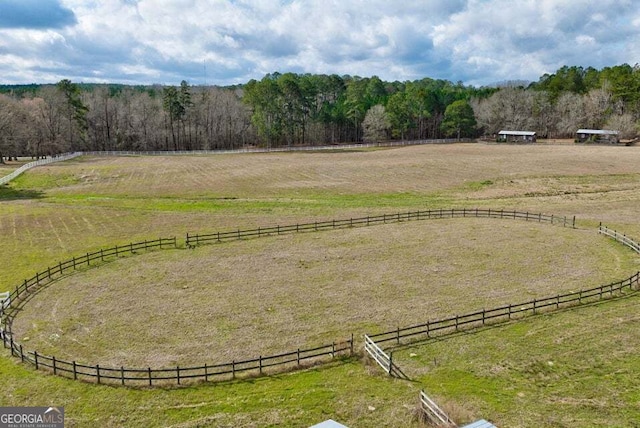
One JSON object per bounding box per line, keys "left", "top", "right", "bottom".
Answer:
{"left": 2, "top": 143, "right": 640, "bottom": 427}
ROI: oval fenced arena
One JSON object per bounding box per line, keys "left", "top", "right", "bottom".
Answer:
{"left": 0, "top": 209, "right": 638, "bottom": 387}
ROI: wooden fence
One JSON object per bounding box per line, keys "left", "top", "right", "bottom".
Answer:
{"left": 367, "top": 271, "right": 640, "bottom": 347}
{"left": 2, "top": 215, "right": 635, "bottom": 388}
{"left": 1, "top": 237, "right": 177, "bottom": 310}
{"left": 186, "top": 208, "right": 576, "bottom": 247}
{"left": 0, "top": 235, "right": 354, "bottom": 386}
{"left": 0, "top": 333, "right": 353, "bottom": 386}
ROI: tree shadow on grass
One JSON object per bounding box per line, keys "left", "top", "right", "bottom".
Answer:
{"left": 0, "top": 185, "right": 44, "bottom": 201}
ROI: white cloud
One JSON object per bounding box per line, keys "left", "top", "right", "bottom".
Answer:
{"left": 0, "top": 0, "right": 638, "bottom": 85}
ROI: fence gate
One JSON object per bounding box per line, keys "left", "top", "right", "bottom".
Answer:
{"left": 419, "top": 390, "right": 458, "bottom": 427}
{"left": 364, "top": 334, "right": 392, "bottom": 374}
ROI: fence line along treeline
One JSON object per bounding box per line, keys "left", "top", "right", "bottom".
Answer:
{"left": 0, "top": 139, "right": 469, "bottom": 186}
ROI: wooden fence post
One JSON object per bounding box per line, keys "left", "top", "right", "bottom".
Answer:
{"left": 73, "top": 361, "right": 77, "bottom": 380}
{"left": 121, "top": 366, "right": 125, "bottom": 385}
{"left": 34, "top": 351, "right": 38, "bottom": 370}
{"left": 232, "top": 360, "right": 235, "bottom": 379}
{"left": 388, "top": 352, "right": 393, "bottom": 376}
{"left": 96, "top": 364, "right": 101, "bottom": 384}
{"left": 204, "top": 363, "right": 209, "bottom": 382}
{"left": 259, "top": 355, "right": 263, "bottom": 374}
{"left": 177, "top": 366, "right": 180, "bottom": 385}
{"left": 148, "top": 367, "right": 152, "bottom": 386}
{"left": 350, "top": 333, "right": 354, "bottom": 356}
{"left": 53, "top": 356, "right": 57, "bottom": 375}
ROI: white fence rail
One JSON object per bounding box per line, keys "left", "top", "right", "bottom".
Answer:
{"left": 81, "top": 139, "right": 471, "bottom": 157}
{"left": 0, "top": 153, "right": 82, "bottom": 185}
{"left": 598, "top": 225, "right": 640, "bottom": 254}
{"left": 0, "top": 140, "right": 471, "bottom": 185}
{"left": 0, "top": 291, "right": 10, "bottom": 315}
{"left": 364, "top": 334, "right": 392, "bottom": 375}
{"left": 419, "top": 390, "right": 457, "bottom": 427}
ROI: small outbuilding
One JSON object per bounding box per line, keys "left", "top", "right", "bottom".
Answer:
{"left": 576, "top": 129, "right": 619, "bottom": 144}
{"left": 497, "top": 130, "right": 536, "bottom": 143}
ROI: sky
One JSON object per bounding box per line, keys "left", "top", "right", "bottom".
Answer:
{"left": 0, "top": 0, "right": 639, "bottom": 87}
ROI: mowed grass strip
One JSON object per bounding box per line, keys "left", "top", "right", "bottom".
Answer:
{"left": 12, "top": 218, "right": 636, "bottom": 368}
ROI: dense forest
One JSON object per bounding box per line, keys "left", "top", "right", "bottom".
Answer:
{"left": 1, "top": 64, "right": 639, "bottom": 161}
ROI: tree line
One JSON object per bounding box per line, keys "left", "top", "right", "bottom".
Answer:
{"left": 1, "top": 64, "right": 639, "bottom": 162}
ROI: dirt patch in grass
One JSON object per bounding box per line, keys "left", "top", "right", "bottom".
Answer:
{"left": 11, "top": 218, "right": 636, "bottom": 368}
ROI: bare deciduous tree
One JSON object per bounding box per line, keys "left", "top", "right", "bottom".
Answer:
{"left": 362, "top": 104, "right": 390, "bottom": 142}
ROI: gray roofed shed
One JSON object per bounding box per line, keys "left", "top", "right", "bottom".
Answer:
{"left": 497, "top": 130, "right": 536, "bottom": 142}
{"left": 576, "top": 129, "right": 619, "bottom": 143}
